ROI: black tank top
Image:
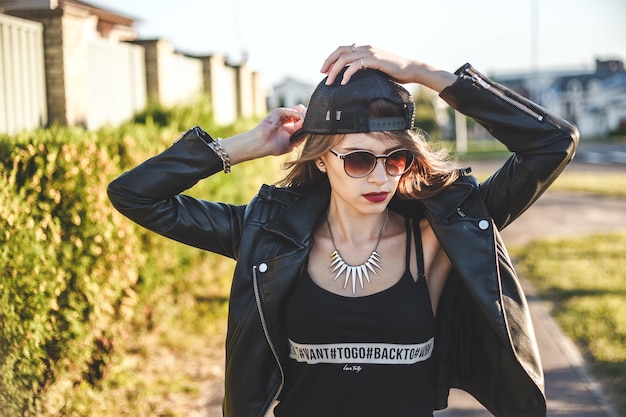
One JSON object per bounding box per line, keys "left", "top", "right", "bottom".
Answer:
{"left": 276, "top": 217, "right": 435, "bottom": 417}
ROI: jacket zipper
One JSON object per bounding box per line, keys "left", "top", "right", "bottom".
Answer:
{"left": 252, "top": 265, "right": 284, "bottom": 416}
{"left": 462, "top": 66, "right": 544, "bottom": 122}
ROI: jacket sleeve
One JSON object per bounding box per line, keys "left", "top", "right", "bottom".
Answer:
{"left": 439, "top": 63, "right": 579, "bottom": 230}
{"left": 106, "top": 126, "right": 247, "bottom": 258}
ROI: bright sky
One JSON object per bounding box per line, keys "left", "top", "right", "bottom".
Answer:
{"left": 91, "top": 0, "right": 625, "bottom": 88}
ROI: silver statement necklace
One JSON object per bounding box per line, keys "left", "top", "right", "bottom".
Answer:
{"left": 327, "top": 209, "right": 388, "bottom": 294}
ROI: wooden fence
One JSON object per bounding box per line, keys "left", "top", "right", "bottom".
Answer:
{"left": 0, "top": 13, "right": 47, "bottom": 135}
{"left": 87, "top": 38, "right": 147, "bottom": 129}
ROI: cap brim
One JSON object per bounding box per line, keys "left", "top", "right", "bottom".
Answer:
{"left": 289, "top": 128, "right": 307, "bottom": 143}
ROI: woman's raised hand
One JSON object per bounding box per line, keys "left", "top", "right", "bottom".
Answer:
{"left": 321, "top": 44, "right": 456, "bottom": 93}
{"left": 254, "top": 104, "right": 307, "bottom": 155}
{"left": 222, "top": 105, "right": 306, "bottom": 165}
{"left": 321, "top": 45, "right": 418, "bottom": 86}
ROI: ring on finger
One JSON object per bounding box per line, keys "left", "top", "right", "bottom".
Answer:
{"left": 351, "top": 43, "right": 356, "bottom": 52}
{"left": 360, "top": 58, "right": 365, "bottom": 69}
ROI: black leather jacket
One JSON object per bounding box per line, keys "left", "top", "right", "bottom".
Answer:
{"left": 108, "top": 64, "right": 579, "bottom": 417}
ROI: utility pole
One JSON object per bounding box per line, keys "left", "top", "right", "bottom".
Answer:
{"left": 455, "top": 110, "right": 468, "bottom": 156}
{"left": 530, "top": 0, "right": 539, "bottom": 100}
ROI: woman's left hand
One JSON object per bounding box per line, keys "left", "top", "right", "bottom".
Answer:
{"left": 321, "top": 45, "right": 418, "bottom": 86}
{"left": 320, "top": 44, "right": 457, "bottom": 93}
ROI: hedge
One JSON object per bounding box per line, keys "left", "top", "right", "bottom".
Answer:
{"left": 0, "top": 98, "right": 276, "bottom": 415}
{"left": 0, "top": 125, "right": 142, "bottom": 414}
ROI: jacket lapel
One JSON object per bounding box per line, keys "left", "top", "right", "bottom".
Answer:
{"left": 262, "top": 185, "right": 330, "bottom": 246}
{"left": 253, "top": 185, "right": 331, "bottom": 362}
{"left": 422, "top": 176, "right": 508, "bottom": 339}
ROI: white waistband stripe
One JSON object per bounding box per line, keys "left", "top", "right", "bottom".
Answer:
{"left": 288, "top": 337, "right": 434, "bottom": 365}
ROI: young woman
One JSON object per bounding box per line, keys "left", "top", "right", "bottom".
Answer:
{"left": 108, "top": 45, "right": 579, "bottom": 417}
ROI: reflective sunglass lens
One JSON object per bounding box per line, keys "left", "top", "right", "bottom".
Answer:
{"left": 344, "top": 152, "right": 376, "bottom": 177}
{"left": 386, "top": 150, "right": 413, "bottom": 176}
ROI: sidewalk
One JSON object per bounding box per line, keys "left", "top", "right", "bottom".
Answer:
{"left": 435, "top": 273, "right": 622, "bottom": 417}
{"left": 434, "top": 161, "right": 626, "bottom": 417}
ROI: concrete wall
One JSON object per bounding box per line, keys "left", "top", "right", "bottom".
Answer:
{"left": 1, "top": 2, "right": 268, "bottom": 133}
{"left": 87, "top": 38, "right": 146, "bottom": 129}
{"left": 201, "top": 54, "right": 238, "bottom": 126}
{"left": 133, "top": 39, "right": 203, "bottom": 108}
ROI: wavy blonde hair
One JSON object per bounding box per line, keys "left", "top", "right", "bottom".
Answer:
{"left": 278, "top": 99, "right": 459, "bottom": 199}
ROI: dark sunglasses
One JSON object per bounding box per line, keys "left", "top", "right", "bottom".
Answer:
{"left": 329, "top": 148, "right": 415, "bottom": 178}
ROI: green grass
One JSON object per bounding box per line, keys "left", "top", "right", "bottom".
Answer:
{"left": 79, "top": 253, "right": 233, "bottom": 417}
{"left": 469, "top": 169, "right": 626, "bottom": 198}
{"left": 447, "top": 138, "right": 626, "bottom": 198}
{"left": 551, "top": 172, "right": 626, "bottom": 198}
{"left": 453, "top": 140, "right": 511, "bottom": 161}
{"left": 511, "top": 233, "right": 626, "bottom": 416}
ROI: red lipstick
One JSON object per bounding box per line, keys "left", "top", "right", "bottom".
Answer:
{"left": 363, "top": 192, "right": 389, "bottom": 203}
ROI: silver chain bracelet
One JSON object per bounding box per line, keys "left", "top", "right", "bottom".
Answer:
{"left": 208, "top": 138, "right": 231, "bottom": 173}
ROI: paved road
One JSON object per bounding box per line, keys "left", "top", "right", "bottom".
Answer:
{"left": 575, "top": 142, "right": 626, "bottom": 165}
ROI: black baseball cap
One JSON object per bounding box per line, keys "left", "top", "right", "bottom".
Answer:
{"left": 290, "top": 67, "right": 415, "bottom": 142}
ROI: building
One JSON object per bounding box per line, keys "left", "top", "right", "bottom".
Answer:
{"left": 267, "top": 76, "right": 315, "bottom": 110}
{"left": 494, "top": 59, "right": 626, "bottom": 139}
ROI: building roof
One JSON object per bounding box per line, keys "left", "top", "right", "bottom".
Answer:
{"left": 61, "top": 0, "right": 138, "bottom": 26}
{"left": 553, "top": 59, "right": 625, "bottom": 91}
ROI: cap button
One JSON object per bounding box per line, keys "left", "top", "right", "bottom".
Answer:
{"left": 478, "top": 219, "right": 490, "bottom": 230}
{"left": 258, "top": 263, "right": 268, "bottom": 273}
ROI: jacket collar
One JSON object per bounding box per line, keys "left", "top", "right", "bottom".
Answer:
{"left": 260, "top": 184, "right": 331, "bottom": 247}
{"left": 258, "top": 173, "right": 477, "bottom": 247}
{"left": 421, "top": 173, "right": 477, "bottom": 220}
